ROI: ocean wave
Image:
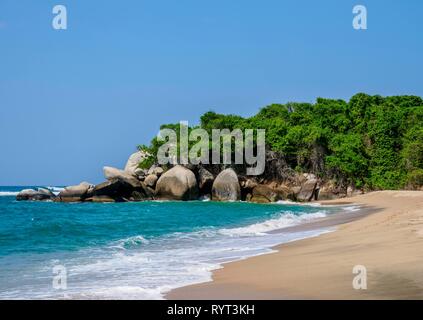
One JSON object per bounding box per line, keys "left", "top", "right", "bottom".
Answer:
{"left": 0, "top": 199, "right": 337, "bottom": 300}
{"left": 113, "top": 235, "right": 150, "bottom": 250}
{"left": 275, "top": 200, "right": 322, "bottom": 207}
{"left": 341, "top": 205, "right": 361, "bottom": 212}
{"left": 219, "top": 211, "right": 327, "bottom": 236}
{"left": 58, "top": 226, "right": 330, "bottom": 299}
{"left": 0, "top": 186, "right": 64, "bottom": 197}
{"left": 0, "top": 191, "right": 19, "bottom": 196}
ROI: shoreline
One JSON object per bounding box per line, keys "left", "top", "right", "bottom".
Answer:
{"left": 167, "top": 191, "right": 423, "bottom": 300}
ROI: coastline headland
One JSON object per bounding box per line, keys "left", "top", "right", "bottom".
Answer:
{"left": 15, "top": 150, "right": 365, "bottom": 205}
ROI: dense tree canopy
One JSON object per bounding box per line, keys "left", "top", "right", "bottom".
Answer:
{"left": 139, "top": 93, "right": 423, "bottom": 190}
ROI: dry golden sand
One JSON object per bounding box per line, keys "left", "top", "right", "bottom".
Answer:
{"left": 167, "top": 191, "right": 423, "bottom": 300}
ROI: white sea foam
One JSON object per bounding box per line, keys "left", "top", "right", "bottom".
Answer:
{"left": 219, "top": 211, "right": 327, "bottom": 236}
{"left": 57, "top": 226, "right": 331, "bottom": 300}
{"left": 0, "top": 203, "right": 338, "bottom": 300}
{"left": 0, "top": 186, "right": 64, "bottom": 197}
{"left": 114, "top": 235, "right": 150, "bottom": 249}
{"left": 276, "top": 199, "right": 322, "bottom": 207}
{"left": 341, "top": 205, "right": 361, "bottom": 212}
{"left": 46, "top": 186, "right": 64, "bottom": 195}
{"left": 33, "top": 210, "right": 330, "bottom": 300}
{"left": 0, "top": 191, "right": 19, "bottom": 196}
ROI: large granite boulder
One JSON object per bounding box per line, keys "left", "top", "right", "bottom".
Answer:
{"left": 57, "top": 182, "right": 93, "bottom": 202}
{"left": 155, "top": 165, "right": 199, "bottom": 200}
{"left": 316, "top": 180, "right": 345, "bottom": 200}
{"left": 90, "top": 179, "right": 136, "bottom": 202}
{"left": 144, "top": 174, "right": 158, "bottom": 188}
{"left": 16, "top": 189, "right": 38, "bottom": 201}
{"left": 212, "top": 168, "right": 241, "bottom": 201}
{"left": 296, "top": 173, "right": 318, "bottom": 202}
{"left": 103, "top": 166, "right": 141, "bottom": 188}
{"left": 35, "top": 188, "right": 56, "bottom": 201}
{"left": 250, "top": 185, "right": 283, "bottom": 203}
{"left": 16, "top": 188, "right": 56, "bottom": 201}
{"left": 87, "top": 169, "right": 154, "bottom": 202}
{"left": 129, "top": 183, "right": 155, "bottom": 201}
{"left": 124, "top": 151, "right": 150, "bottom": 174}
{"left": 240, "top": 178, "right": 258, "bottom": 190}
{"left": 197, "top": 167, "right": 214, "bottom": 195}
{"left": 148, "top": 166, "right": 164, "bottom": 177}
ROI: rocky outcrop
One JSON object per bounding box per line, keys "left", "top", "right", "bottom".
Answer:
{"left": 197, "top": 167, "right": 214, "bottom": 195}
{"left": 212, "top": 168, "right": 241, "bottom": 201}
{"left": 347, "top": 186, "right": 363, "bottom": 197}
{"left": 16, "top": 188, "right": 56, "bottom": 201}
{"left": 250, "top": 185, "right": 283, "bottom": 203}
{"left": 103, "top": 166, "right": 142, "bottom": 189}
{"left": 144, "top": 174, "right": 158, "bottom": 188}
{"left": 85, "top": 195, "right": 116, "bottom": 203}
{"left": 36, "top": 188, "right": 57, "bottom": 200}
{"left": 129, "top": 185, "right": 155, "bottom": 201}
{"left": 134, "top": 168, "right": 148, "bottom": 179}
{"left": 90, "top": 178, "right": 153, "bottom": 202}
{"left": 148, "top": 166, "right": 164, "bottom": 177}
{"left": 296, "top": 173, "right": 319, "bottom": 202}
{"left": 317, "top": 180, "right": 346, "bottom": 200}
{"left": 16, "top": 151, "right": 364, "bottom": 204}
{"left": 155, "top": 165, "right": 199, "bottom": 200}
{"left": 16, "top": 189, "right": 38, "bottom": 201}
{"left": 57, "top": 182, "right": 93, "bottom": 202}
{"left": 240, "top": 178, "right": 258, "bottom": 190}
{"left": 124, "top": 151, "right": 149, "bottom": 174}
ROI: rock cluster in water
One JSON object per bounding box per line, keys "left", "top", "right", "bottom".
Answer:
{"left": 16, "top": 151, "right": 363, "bottom": 203}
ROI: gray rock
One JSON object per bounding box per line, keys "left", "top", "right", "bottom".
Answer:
{"left": 148, "top": 166, "right": 164, "bottom": 177}
{"left": 144, "top": 174, "right": 158, "bottom": 188}
{"left": 92, "top": 178, "right": 153, "bottom": 202}
{"left": 240, "top": 178, "right": 258, "bottom": 190}
{"left": 84, "top": 196, "right": 116, "bottom": 203}
{"left": 92, "top": 179, "right": 129, "bottom": 200}
{"left": 34, "top": 188, "right": 56, "bottom": 201}
{"left": 250, "top": 185, "right": 282, "bottom": 203}
{"left": 129, "top": 184, "right": 155, "bottom": 201}
{"left": 293, "top": 173, "right": 318, "bottom": 202}
{"left": 124, "top": 151, "right": 150, "bottom": 174}
{"left": 347, "top": 186, "right": 363, "bottom": 197}
{"left": 134, "top": 168, "right": 148, "bottom": 178}
{"left": 155, "top": 165, "right": 199, "bottom": 200}
{"left": 103, "top": 166, "right": 141, "bottom": 189}
{"left": 16, "top": 188, "right": 56, "bottom": 201}
{"left": 16, "top": 189, "right": 38, "bottom": 201}
{"left": 316, "top": 180, "right": 344, "bottom": 200}
{"left": 197, "top": 167, "right": 214, "bottom": 195}
{"left": 57, "top": 182, "right": 93, "bottom": 202}
{"left": 212, "top": 168, "right": 241, "bottom": 201}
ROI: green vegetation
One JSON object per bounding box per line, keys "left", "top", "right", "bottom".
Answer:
{"left": 139, "top": 93, "right": 423, "bottom": 190}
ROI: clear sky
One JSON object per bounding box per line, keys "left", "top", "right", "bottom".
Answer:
{"left": 0, "top": 0, "right": 422, "bottom": 186}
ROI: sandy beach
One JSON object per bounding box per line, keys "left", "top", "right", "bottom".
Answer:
{"left": 167, "top": 191, "right": 423, "bottom": 300}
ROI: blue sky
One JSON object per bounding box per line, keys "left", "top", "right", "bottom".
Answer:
{"left": 0, "top": 0, "right": 422, "bottom": 185}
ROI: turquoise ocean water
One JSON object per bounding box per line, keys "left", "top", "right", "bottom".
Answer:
{"left": 0, "top": 186, "right": 352, "bottom": 299}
